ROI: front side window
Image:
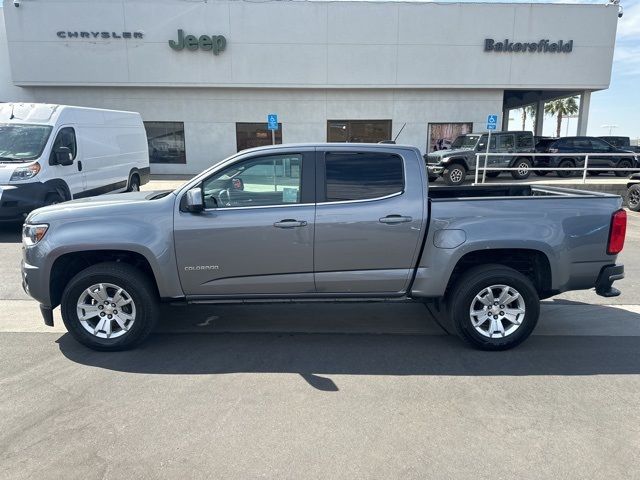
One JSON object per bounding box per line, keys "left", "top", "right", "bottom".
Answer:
{"left": 451, "top": 135, "right": 481, "bottom": 150}
{"left": 477, "top": 134, "right": 497, "bottom": 150}
{"left": 50, "top": 127, "right": 77, "bottom": 163}
{"left": 144, "top": 122, "right": 186, "bottom": 164}
{"left": 324, "top": 152, "right": 404, "bottom": 202}
{"left": 0, "top": 123, "right": 53, "bottom": 161}
{"left": 202, "top": 154, "right": 302, "bottom": 209}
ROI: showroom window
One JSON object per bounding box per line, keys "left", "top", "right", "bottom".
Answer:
{"left": 327, "top": 120, "right": 392, "bottom": 143}
{"left": 144, "top": 122, "right": 186, "bottom": 164}
{"left": 324, "top": 152, "right": 404, "bottom": 202}
{"left": 236, "top": 123, "right": 282, "bottom": 152}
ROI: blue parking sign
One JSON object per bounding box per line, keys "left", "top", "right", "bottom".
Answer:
{"left": 486, "top": 114, "right": 498, "bottom": 130}
{"left": 487, "top": 123, "right": 497, "bottom": 130}
{"left": 267, "top": 114, "right": 278, "bottom": 130}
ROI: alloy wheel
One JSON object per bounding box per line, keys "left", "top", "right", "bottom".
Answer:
{"left": 76, "top": 283, "right": 137, "bottom": 339}
{"left": 469, "top": 284, "right": 525, "bottom": 338}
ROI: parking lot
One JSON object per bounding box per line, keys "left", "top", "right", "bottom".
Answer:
{"left": 1, "top": 181, "right": 640, "bottom": 479}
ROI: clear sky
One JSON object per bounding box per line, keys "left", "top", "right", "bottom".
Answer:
{"left": 1, "top": 0, "right": 637, "bottom": 139}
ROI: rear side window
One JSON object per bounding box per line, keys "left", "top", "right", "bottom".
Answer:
{"left": 325, "top": 152, "right": 404, "bottom": 202}
{"left": 497, "top": 135, "right": 514, "bottom": 149}
{"left": 516, "top": 135, "right": 533, "bottom": 148}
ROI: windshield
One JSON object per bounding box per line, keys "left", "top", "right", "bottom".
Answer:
{"left": 450, "top": 134, "right": 481, "bottom": 150}
{"left": 0, "top": 124, "right": 53, "bottom": 161}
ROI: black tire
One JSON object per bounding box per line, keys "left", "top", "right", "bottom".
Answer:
{"left": 556, "top": 159, "right": 575, "bottom": 178}
{"left": 127, "top": 173, "right": 141, "bottom": 192}
{"left": 443, "top": 164, "right": 467, "bottom": 186}
{"left": 486, "top": 172, "right": 501, "bottom": 178}
{"left": 534, "top": 170, "right": 549, "bottom": 176}
{"left": 510, "top": 158, "right": 532, "bottom": 180}
{"left": 615, "top": 159, "right": 632, "bottom": 178}
{"left": 627, "top": 184, "right": 640, "bottom": 212}
{"left": 447, "top": 264, "right": 540, "bottom": 351}
{"left": 44, "top": 192, "right": 64, "bottom": 206}
{"left": 60, "top": 262, "right": 159, "bottom": 351}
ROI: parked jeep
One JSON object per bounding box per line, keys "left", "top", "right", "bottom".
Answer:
{"left": 425, "top": 131, "right": 535, "bottom": 185}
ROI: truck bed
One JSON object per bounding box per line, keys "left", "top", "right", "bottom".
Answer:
{"left": 428, "top": 184, "right": 620, "bottom": 200}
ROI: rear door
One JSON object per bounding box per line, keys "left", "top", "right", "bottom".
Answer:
{"left": 589, "top": 138, "right": 616, "bottom": 168}
{"left": 495, "top": 133, "right": 515, "bottom": 168}
{"left": 314, "top": 148, "right": 425, "bottom": 294}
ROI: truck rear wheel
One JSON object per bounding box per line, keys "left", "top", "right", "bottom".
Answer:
{"left": 443, "top": 164, "right": 467, "bottom": 186}
{"left": 447, "top": 264, "right": 539, "bottom": 351}
{"left": 60, "top": 262, "right": 159, "bottom": 351}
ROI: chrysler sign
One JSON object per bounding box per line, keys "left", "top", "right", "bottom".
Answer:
{"left": 484, "top": 39, "right": 573, "bottom": 53}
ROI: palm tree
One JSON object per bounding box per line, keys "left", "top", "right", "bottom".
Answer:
{"left": 520, "top": 104, "right": 538, "bottom": 131}
{"left": 544, "top": 97, "right": 579, "bottom": 137}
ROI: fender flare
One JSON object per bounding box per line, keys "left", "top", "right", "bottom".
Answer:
{"left": 43, "top": 179, "right": 71, "bottom": 201}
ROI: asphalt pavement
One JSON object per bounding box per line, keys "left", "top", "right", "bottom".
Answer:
{"left": 1, "top": 183, "right": 639, "bottom": 479}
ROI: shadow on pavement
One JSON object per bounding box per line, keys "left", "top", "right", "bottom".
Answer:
{"left": 57, "top": 330, "right": 640, "bottom": 390}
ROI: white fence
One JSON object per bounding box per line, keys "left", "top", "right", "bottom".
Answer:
{"left": 473, "top": 152, "right": 639, "bottom": 185}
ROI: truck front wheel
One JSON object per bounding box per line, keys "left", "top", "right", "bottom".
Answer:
{"left": 447, "top": 265, "right": 539, "bottom": 350}
{"left": 443, "top": 164, "right": 467, "bottom": 186}
{"left": 511, "top": 158, "right": 532, "bottom": 180}
{"left": 60, "top": 262, "right": 159, "bottom": 351}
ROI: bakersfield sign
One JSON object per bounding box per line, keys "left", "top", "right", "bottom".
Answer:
{"left": 169, "top": 29, "right": 227, "bottom": 55}
{"left": 484, "top": 38, "right": 573, "bottom": 53}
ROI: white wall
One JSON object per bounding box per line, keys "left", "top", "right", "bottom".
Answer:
{"left": 2, "top": 0, "right": 618, "bottom": 90}
{"left": 15, "top": 86, "right": 502, "bottom": 173}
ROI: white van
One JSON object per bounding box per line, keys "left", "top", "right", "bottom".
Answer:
{"left": 0, "top": 103, "right": 149, "bottom": 221}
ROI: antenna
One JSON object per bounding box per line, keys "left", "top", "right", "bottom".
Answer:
{"left": 9, "top": 104, "right": 15, "bottom": 120}
{"left": 393, "top": 123, "right": 406, "bottom": 142}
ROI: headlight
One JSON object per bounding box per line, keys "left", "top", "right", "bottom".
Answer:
{"left": 10, "top": 162, "right": 41, "bottom": 181}
{"left": 22, "top": 224, "right": 49, "bottom": 246}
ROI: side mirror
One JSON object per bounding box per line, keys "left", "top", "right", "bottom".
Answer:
{"left": 54, "top": 146, "right": 73, "bottom": 166}
{"left": 184, "top": 187, "right": 204, "bottom": 213}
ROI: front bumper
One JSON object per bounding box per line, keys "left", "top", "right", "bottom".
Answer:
{"left": 427, "top": 165, "right": 444, "bottom": 175}
{"left": 595, "top": 264, "right": 624, "bottom": 297}
{"left": 0, "top": 182, "right": 49, "bottom": 221}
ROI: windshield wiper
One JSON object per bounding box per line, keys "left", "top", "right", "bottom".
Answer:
{"left": 0, "top": 156, "right": 23, "bottom": 162}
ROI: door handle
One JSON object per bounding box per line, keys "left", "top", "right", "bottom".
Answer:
{"left": 273, "top": 219, "right": 308, "bottom": 228}
{"left": 379, "top": 215, "right": 412, "bottom": 224}
{"left": 77, "top": 161, "right": 83, "bottom": 172}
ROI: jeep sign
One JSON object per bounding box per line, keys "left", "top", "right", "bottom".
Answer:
{"left": 169, "top": 29, "right": 227, "bottom": 55}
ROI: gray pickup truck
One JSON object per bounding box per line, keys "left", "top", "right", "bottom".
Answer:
{"left": 21, "top": 143, "right": 626, "bottom": 352}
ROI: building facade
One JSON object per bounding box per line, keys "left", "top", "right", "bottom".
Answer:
{"left": 0, "top": 0, "right": 619, "bottom": 174}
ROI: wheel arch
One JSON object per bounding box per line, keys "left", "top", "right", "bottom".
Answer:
{"left": 49, "top": 250, "right": 160, "bottom": 308}
{"left": 444, "top": 248, "right": 553, "bottom": 299}
{"left": 43, "top": 179, "right": 71, "bottom": 201}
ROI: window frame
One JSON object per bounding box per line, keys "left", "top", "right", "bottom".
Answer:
{"left": 195, "top": 151, "right": 315, "bottom": 212}
{"left": 315, "top": 150, "right": 406, "bottom": 205}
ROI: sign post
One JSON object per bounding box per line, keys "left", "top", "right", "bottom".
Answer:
{"left": 483, "top": 114, "right": 498, "bottom": 183}
{"left": 267, "top": 113, "right": 278, "bottom": 145}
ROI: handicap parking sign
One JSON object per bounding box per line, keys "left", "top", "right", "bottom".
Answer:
{"left": 486, "top": 114, "right": 498, "bottom": 130}
{"left": 267, "top": 114, "right": 278, "bottom": 130}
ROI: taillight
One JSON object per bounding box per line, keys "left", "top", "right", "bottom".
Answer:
{"left": 607, "top": 209, "right": 627, "bottom": 255}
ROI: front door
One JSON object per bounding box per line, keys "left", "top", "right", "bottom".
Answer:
{"left": 48, "top": 126, "right": 86, "bottom": 196}
{"left": 314, "top": 148, "right": 425, "bottom": 294}
{"left": 174, "top": 150, "right": 316, "bottom": 296}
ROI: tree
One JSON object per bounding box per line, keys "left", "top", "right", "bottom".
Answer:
{"left": 521, "top": 104, "right": 538, "bottom": 131}
{"left": 544, "top": 96, "right": 579, "bottom": 137}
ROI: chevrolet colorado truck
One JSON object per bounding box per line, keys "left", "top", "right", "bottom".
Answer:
{"left": 21, "top": 143, "right": 626, "bottom": 351}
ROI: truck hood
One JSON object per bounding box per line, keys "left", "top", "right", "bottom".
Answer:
{"left": 26, "top": 191, "right": 175, "bottom": 223}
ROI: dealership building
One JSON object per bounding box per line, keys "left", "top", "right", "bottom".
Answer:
{"left": 0, "top": 0, "right": 620, "bottom": 174}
